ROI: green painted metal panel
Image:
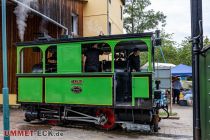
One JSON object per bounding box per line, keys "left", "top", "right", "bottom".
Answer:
{"left": 16, "top": 47, "right": 22, "bottom": 73}
{"left": 200, "top": 50, "right": 210, "bottom": 140}
{"left": 18, "top": 78, "right": 42, "bottom": 102}
{"left": 106, "top": 40, "right": 118, "bottom": 72}
{"left": 132, "top": 77, "right": 150, "bottom": 106}
{"left": 57, "top": 43, "right": 81, "bottom": 73}
{"left": 45, "top": 77, "right": 113, "bottom": 105}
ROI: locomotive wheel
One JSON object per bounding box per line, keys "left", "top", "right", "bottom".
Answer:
{"left": 96, "top": 108, "right": 116, "bottom": 130}
{"left": 47, "top": 120, "right": 60, "bottom": 126}
{"left": 24, "top": 116, "right": 32, "bottom": 122}
{"left": 153, "top": 124, "right": 159, "bottom": 132}
{"left": 151, "top": 110, "right": 160, "bottom": 132}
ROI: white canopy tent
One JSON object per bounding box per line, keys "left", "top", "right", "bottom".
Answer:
{"left": 141, "top": 62, "right": 176, "bottom": 70}
{"left": 141, "top": 62, "right": 176, "bottom": 115}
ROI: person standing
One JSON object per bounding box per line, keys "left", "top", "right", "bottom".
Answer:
{"left": 172, "top": 77, "right": 183, "bottom": 104}
{"left": 83, "top": 44, "right": 103, "bottom": 72}
{"left": 128, "top": 48, "right": 141, "bottom": 72}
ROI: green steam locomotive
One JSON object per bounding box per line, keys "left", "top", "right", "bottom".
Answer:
{"left": 16, "top": 32, "right": 166, "bottom": 132}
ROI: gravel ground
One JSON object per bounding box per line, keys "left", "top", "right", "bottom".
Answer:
{"left": 0, "top": 105, "right": 193, "bottom": 140}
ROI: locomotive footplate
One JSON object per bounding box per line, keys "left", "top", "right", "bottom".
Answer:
{"left": 117, "top": 122, "right": 151, "bottom": 132}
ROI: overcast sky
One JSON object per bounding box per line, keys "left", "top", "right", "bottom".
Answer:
{"left": 149, "top": 0, "right": 210, "bottom": 44}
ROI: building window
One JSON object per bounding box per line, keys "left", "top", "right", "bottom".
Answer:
{"left": 120, "top": 6, "right": 123, "bottom": 20}
{"left": 71, "top": 13, "right": 78, "bottom": 36}
{"left": 109, "top": 22, "right": 112, "bottom": 35}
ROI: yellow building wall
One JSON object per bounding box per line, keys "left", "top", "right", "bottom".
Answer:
{"left": 83, "top": 15, "right": 108, "bottom": 36}
{"left": 109, "top": 0, "right": 124, "bottom": 34}
{"left": 83, "top": 0, "right": 124, "bottom": 37}
{"left": 83, "top": 0, "right": 107, "bottom": 16}
{"left": 83, "top": 0, "right": 108, "bottom": 36}
{"left": 0, "top": 94, "right": 18, "bottom": 105}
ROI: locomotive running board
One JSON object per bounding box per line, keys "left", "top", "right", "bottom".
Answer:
{"left": 116, "top": 122, "right": 151, "bottom": 132}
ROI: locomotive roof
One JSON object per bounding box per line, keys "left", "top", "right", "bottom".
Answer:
{"left": 16, "top": 32, "right": 154, "bottom": 47}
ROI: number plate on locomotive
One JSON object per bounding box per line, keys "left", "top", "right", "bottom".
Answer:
{"left": 71, "top": 80, "right": 83, "bottom": 84}
{"left": 71, "top": 86, "right": 82, "bottom": 94}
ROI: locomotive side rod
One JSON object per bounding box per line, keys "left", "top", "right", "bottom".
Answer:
{"left": 63, "top": 108, "right": 103, "bottom": 124}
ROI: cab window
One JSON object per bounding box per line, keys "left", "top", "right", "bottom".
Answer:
{"left": 45, "top": 45, "right": 57, "bottom": 73}
{"left": 114, "top": 40, "right": 149, "bottom": 72}
{"left": 19, "top": 47, "right": 43, "bottom": 73}
{"left": 82, "top": 43, "right": 112, "bottom": 72}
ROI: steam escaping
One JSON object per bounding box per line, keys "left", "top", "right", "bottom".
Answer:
{"left": 40, "top": 19, "right": 49, "bottom": 35}
{"left": 39, "top": 3, "right": 49, "bottom": 35}
{"left": 14, "top": 0, "right": 38, "bottom": 42}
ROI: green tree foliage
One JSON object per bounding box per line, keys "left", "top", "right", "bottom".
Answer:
{"left": 178, "top": 37, "right": 192, "bottom": 66}
{"left": 176, "top": 36, "right": 210, "bottom": 66}
{"left": 155, "top": 35, "right": 192, "bottom": 66}
{"left": 140, "top": 33, "right": 210, "bottom": 66}
{"left": 124, "top": 0, "right": 166, "bottom": 33}
{"left": 153, "top": 36, "right": 210, "bottom": 66}
{"left": 204, "top": 36, "right": 210, "bottom": 47}
{"left": 140, "top": 52, "right": 148, "bottom": 66}
{"left": 140, "top": 31, "right": 180, "bottom": 66}
{"left": 154, "top": 31, "right": 179, "bottom": 64}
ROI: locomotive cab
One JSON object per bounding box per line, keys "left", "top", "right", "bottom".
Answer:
{"left": 114, "top": 40, "right": 151, "bottom": 107}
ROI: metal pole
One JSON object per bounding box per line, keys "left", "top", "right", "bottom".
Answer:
{"left": 1, "top": 0, "right": 10, "bottom": 140}
{"left": 190, "top": 0, "right": 202, "bottom": 139}
{"left": 12, "top": 0, "right": 69, "bottom": 35}
{"left": 131, "top": 0, "right": 134, "bottom": 33}
{"left": 170, "top": 67, "right": 172, "bottom": 115}
{"left": 107, "top": 0, "right": 110, "bottom": 35}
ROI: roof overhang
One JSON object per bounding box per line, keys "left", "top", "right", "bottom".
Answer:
{"left": 16, "top": 33, "right": 154, "bottom": 46}
{"left": 77, "top": 0, "right": 88, "bottom": 4}
{"left": 80, "top": 0, "right": 124, "bottom": 5}
{"left": 79, "top": 0, "right": 88, "bottom": 1}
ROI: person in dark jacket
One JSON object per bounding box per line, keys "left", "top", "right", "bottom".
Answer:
{"left": 128, "top": 48, "right": 141, "bottom": 72}
{"left": 83, "top": 44, "right": 103, "bottom": 72}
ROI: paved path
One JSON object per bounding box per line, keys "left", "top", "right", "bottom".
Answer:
{"left": 0, "top": 105, "right": 193, "bottom": 140}
{"left": 158, "top": 105, "right": 193, "bottom": 139}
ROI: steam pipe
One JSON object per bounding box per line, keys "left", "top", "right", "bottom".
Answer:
{"left": 12, "top": 0, "right": 69, "bottom": 35}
